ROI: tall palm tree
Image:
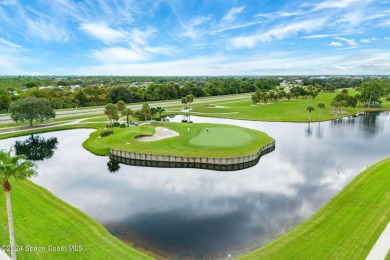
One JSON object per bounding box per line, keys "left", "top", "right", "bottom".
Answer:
{"left": 104, "top": 103, "right": 118, "bottom": 128}
{"left": 156, "top": 107, "right": 165, "bottom": 117}
{"left": 141, "top": 103, "right": 151, "bottom": 123}
{"left": 306, "top": 105, "right": 315, "bottom": 121}
{"left": 116, "top": 100, "right": 126, "bottom": 113}
{"left": 317, "top": 102, "right": 326, "bottom": 120}
{"left": 185, "top": 94, "right": 194, "bottom": 109}
{"left": 0, "top": 149, "right": 37, "bottom": 260}
{"left": 181, "top": 97, "right": 187, "bottom": 109}
{"left": 121, "top": 108, "right": 133, "bottom": 126}
{"left": 150, "top": 107, "right": 158, "bottom": 120}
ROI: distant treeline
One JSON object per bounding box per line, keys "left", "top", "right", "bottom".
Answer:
{"left": 0, "top": 76, "right": 389, "bottom": 112}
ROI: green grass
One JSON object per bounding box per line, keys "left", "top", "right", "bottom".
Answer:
{"left": 0, "top": 180, "right": 153, "bottom": 260}
{"left": 83, "top": 122, "right": 274, "bottom": 158}
{"left": 186, "top": 90, "right": 390, "bottom": 122}
{"left": 189, "top": 126, "right": 255, "bottom": 147}
{"left": 386, "top": 250, "right": 390, "bottom": 260}
{"left": 240, "top": 157, "right": 390, "bottom": 260}
{"left": 0, "top": 123, "right": 100, "bottom": 140}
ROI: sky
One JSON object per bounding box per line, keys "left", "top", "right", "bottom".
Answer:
{"left": 0, "top": 0, "right": 389, "bottom": 76}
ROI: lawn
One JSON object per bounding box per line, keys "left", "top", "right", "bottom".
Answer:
{"left": 186, "top": 90, "right": 390, "bottom": 122}
{"left": 83, "top": 122, "right": 274, "bottom": 158}
{"left": 189, "top": 126, "right": 255, "bottom": 147}
{"left": 239, "top": 156, "right": 390, "bottom": 260}
{"left": 0, "top": 180, "right": 153, "bottom": 260}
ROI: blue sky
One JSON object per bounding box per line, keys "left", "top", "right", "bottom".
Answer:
{"left": 0, "top": 0, "right": 389, "bottom": 76}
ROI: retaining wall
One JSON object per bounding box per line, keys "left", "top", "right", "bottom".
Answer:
{"left": 110, "top": 141, "right": 275, "bottom": 170}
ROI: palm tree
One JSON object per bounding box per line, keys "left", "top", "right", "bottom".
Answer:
{"left": 116, "top": 100, "right": 126, "bottom": 113}
{"left": 317, "top": 102, "right": 326, "bottom": 120}
{"left": 121, "top": 108, "right": 133, "bottom": 126}
{"left": 104, "top": 103, "right": 118, "bottom": 128}
{"left": 306, "top": 105, "right": 315, "bottom": 121}
{"left": 141, "top": 103, "right": 151, "bottom": 123}
{"left": 181, "top": 97, "right": 187, "bottom": 109}
{"left": 156, "top": 107, "right": 165, "bottom": 117}
{"left": 185, "top": 94, "right": 194, "bottom": 109}
{"left": 150, "top": 107, "right": 158, "bottom": 120}
{"left": 0, "top": 149, "right": 37, "bottom": 260}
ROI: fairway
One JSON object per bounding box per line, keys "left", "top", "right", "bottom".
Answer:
{"left": 189, "top": 126, "right": 255, "bottom": 147}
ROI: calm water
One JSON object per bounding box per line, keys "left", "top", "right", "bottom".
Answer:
{"left": 0, "top": 112, "right": 389, "bottom": 259}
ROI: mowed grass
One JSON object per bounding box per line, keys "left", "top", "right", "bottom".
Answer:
{"left": 240, "top": 157, "right": 390, "bottom": 260}
{"left": 83, "top": 122, "right": 274, "bottom": 158}
{"left": 189, "top": 127, "right": 255, "bottom": 147}
{"left": 0, "top": 180, "right": 152, "bottom": 260}
{"left": 188, "top": 90, "right": 390, "bottom": 122}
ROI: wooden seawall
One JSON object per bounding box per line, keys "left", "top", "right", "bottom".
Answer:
{"left": 109, "top": 141, "right": 275, "bottom": 171}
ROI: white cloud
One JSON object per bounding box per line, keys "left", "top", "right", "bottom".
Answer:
{"left": 26, "top": 19, "right": 71, "bottom": 42}
{"left": 0, "top": 38, "right": 21, "bottom": 48}
{"left": 75, "top": 48, "right": 390, "bottom": 76}
{"left": 334, "top": 37, "right": 357, "bottom": 46}
{"left": 221, "top": 6, "right": 245, "bottom": 22}
{"left": 329, "top": 41, "right": 343, "bottom": 46}
{"left": 229, "top": 18, "right": 327, "bottom": 48}
{"left": 91, "top": 47, "right": 148, "bottom": 63}
{"left": 360, "top": 37, "right": 378, "bottom": 43}
{"left": 179, "top": 16, "right": 211, "bottom": 40}
{"left": 302, "top": 34, "right": 344, "bottom": 39}
{"left": 127, "top": 27, "right": 156, "bottom": 47}
{"left": 80, "top": 23, "right": 125, "bottom": 44}
{"left": 211, "top": 21, "right": 262, "bottom": 34}
{"left": 311, "top": 0, "right": 373, "bottom": 11}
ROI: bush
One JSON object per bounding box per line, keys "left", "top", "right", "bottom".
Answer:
{"left": 113, "top": 122, "right": 120, "bottom": 127}
{"left": 154, "top": 117, "right": 162, "bottom": 121}
{"left": 120, "top": 123, "right": 127, "bottom": 128}
{"left": 100, "top": 129, "right": 113, "bottom": 137}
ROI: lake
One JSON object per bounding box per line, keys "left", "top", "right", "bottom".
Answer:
{"left": 0, "top": 112, "right": 389, "bottom": 259}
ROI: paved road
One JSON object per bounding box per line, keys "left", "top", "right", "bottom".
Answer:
{"left": 0, "top": 94, "right": 250, "bottom": 124}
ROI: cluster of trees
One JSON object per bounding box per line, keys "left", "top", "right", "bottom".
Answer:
{"left": 104, "top": 101, "right": 166, "bottom": 128}
{"left": 251, "top": 85, "right": 321, "bottom": 104}
{"left": 2, "top": 76, "right": 389, "bottom": 113}
{"left": 104, "top": 101, "right": 133, "bottom": 127}
{"left": 0, "top": 77, "right": 279, "bottom": 112}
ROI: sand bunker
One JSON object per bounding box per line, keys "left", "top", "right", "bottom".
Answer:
{"left": 136, "top": 127, "right": 179, "bottom": 142}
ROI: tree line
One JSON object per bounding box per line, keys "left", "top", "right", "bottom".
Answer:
{"left": 0, "top": 78, "right": 279, "bottom": 113}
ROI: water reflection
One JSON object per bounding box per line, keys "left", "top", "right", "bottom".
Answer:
{"left": 107, "top": 157, "right": 121, "bottom": 173}
{"left": 0, "top": 112, "right": 389, "bottom": 259}
{"left": 14, "top": 135, "right": 58, "bottom": 160}
{"left": 330, "top": 112, "right": 384, "bottom": 138}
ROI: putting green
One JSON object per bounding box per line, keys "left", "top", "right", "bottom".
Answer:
{"left": 189, "top": 126, "right": 256, "bottom": 147}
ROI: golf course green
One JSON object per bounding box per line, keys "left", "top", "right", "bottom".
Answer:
{"left": 189, "top": 126, "right": 255, "bottom": 147}
{"left": 83, "top": 122, "right": 274, "bottom": 158}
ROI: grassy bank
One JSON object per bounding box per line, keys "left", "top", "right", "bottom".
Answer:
{"left": 186, "top": 91, "right": 390, "bottom": 122}
{"left": 240, "top": 157, "right": 390, "bottom": 259}
{"left": 0, "top": 180, "right": 152, "bottom": 260}
{"left": 83, "top": 122, "right": 274, "bottom": 157}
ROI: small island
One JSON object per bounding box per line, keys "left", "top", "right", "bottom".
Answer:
{"left": 83, "top": 122, "right": 275, "bottom": 170}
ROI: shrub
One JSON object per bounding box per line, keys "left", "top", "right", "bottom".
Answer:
{"left": 120, "top": 123, "right": 127, "bottom": 128}
{"left": 113, "top": 122, "right": 120, "bottom": 127}
{"left": 100, "top": 129, "right": 113, "bottom": 137}
{"left": 154, "top": 117, "right": 162, "bottom": 121}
